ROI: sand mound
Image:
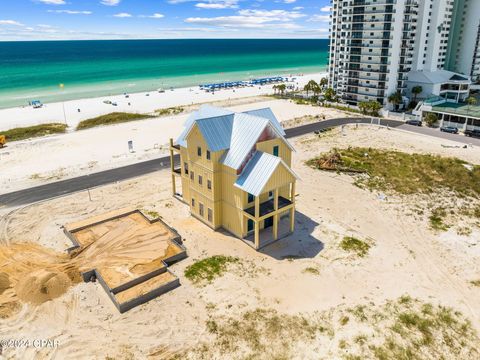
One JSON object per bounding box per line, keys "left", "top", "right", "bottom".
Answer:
{"left": 15, "top": 269, "right": 71, "bottom": 305}
{"left": 0, "top": 272, "right": 10, "bottom": 295}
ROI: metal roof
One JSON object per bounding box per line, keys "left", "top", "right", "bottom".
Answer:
{"left": 176, "top": 105, "right": 234, "bottom": 147}
{"left": 234, "top": 152, "right": 281, "bottom": 196}
{"left": 243, "top": 108, "right": 285, "bottom": 135}
{"left": 196, "top": 114, "right": 234, "bottom": 151}
{"left": 176, "top": 104, "right": 293, "bottom": 170}
{"left": 220, "top": 113, "right": 269, "bottom": 169}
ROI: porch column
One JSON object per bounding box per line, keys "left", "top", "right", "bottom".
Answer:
{"left": 463, "top": 117, "right": 469, "bottom": 131}
{"left": 290, "top": 182, "right": 296, "bottom": 233}
{"left": 273, "top": 188, "right": 279, "bottom": 240}
{"left": 169, "top": 138, "right": 176, "bottom": 196}
{"left": 440, "top": 113, "right": 445, "bottom": 128}
{"left": 254, "top": 195, "right": 260, "bottom": 249}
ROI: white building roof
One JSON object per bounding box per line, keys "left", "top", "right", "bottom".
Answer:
{"left": 234, "top": 151, "right": 298, "bottom": 196}
{"left": 407, "top": 69, "right": 470, "bottom": 84}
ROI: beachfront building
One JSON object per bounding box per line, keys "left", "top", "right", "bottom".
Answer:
{"left": 169, "top": 105, "right": 298, "bottom": 250}
{"left": 327, "top": 0, "right": 473, "bottom": 107}
{"left": 446, "top": 0, "right": 480, "bottom": 83}
{"left": 419, "top": 97, "right": 480, "bottom": 131}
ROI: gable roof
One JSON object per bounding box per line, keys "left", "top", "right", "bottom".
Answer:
{"left": 407, "top": 69, "right": 471, "bottom": 84}
{"left": 176, "top": 105, "right": 291, "bottom": 170}
{"left": 234, "top": 151, "right": 298, "bottom": 196}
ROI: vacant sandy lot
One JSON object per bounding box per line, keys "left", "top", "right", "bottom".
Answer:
{"left": 0, "top": 126, "right": 479, "bottom": 359}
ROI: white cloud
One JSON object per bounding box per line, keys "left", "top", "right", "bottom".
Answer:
{"left": 195, "top": 1, "right": 238, "bottom": 9}
{"left": 309, "top": 14, "right": 330, "bottom": 22}
{"left": 101, "top": 0, "right": 120, "bottom": 6}
{"left": 38, "top": 0, "right": 66, "bottom": 4}
{"left": 139, "top": 13, "right": 165, "bottom": 19}
{"left": 320, "top": 6, "right": 332, "bottom": 12}
{"left": 293, "top": 6, "right": 304, "bottom": 10}
{"left": 47, "top": 10, "right": 93, "bottom": 14}
{"left": 114, "top": 12, "right": 132, "bottom": 18}
{"left": 185, "top": 9, "right": 305, "bottom": 29}
{"left": 284, "top": 0, "right": 296, "bottom": 3}
{"left": 0, "top": 20, "right": 24, "bottom": 26}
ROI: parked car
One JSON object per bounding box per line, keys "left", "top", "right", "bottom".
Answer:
{"left": 465, "top": 129, "right": 480, "bottom": 138}
{"left": 406, "top": 119, "right": 422, "bottom": 126}
{"left": 440, "top": 126, "right": 458, "bottom": 134}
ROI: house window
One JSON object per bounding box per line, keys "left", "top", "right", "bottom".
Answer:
{"left": 190, "top": 171, "right": 194, "bottom": 181}
{"left": 199, "top": 203, "right": 204, "bottom": 217}
{"left": 268, "top": 191, "right": 273, "bottom": 199}
{"left": 197, "top": 146, "right": 202, "bottom": 157}
{"left": 248, "top": 193, "right": 254, "bottom": 203}
{"left": 207, "top": 180, "right": 212, "bottom": 190}
{"left": 206, "top": 150, "right": 211, "bottom": 160}
{"left": 273, "top": 145, "right": 279, "bottom": 157}
{"left": 198, "top": 175, "right": 203, "bottom": 185}
{"left": 184, "top": 162, "right": 189, "bottom": 175}
{"left": 191, "top": 198, "right": 195, "bottom": 207}
{"left": 207, "top": 208, "right": 212, "bottom": 222}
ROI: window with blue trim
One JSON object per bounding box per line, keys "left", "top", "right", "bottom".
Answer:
{"left": 248, "top": 193, "right": 254, "bottom": 203}
{"left": 273, "top": 145, "right": 279, "bottom": 157}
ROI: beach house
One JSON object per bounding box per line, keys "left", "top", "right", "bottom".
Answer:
{"left": 169, "top": 105, "right": 298, "bottom": 250}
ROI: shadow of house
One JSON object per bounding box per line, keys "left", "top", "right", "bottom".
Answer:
{"left": 257, "top": 210, "right": 323, "bottom": 260}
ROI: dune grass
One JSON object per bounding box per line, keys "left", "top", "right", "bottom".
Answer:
{"left": 1, "top": 123, "right": 67, "bottom": 142}
{"left": 307, "top": 147, "right": 480, "bottom": 197}
{"left": 156, "top": 106, "right": 184, "bottom": 116}
{"left": 76, "top": 112, "right": 155, "bottom": 130}
{"left": 184, "top": 255, "right": 239, "bottom": 284}
{"left": 340, "top": 236, "right": 371, "bottom": 257}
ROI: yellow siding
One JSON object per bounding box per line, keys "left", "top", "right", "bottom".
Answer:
{"left": 173, "top": 120, "right": 296, "bottom": 242}
{"left": 256, "top": 138, "right": 292, "bottom": 167}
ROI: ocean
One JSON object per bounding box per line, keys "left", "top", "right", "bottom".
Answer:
{"left": 0, "top": 39, "right": 329, "bottom": 109}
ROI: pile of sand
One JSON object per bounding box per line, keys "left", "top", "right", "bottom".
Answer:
{"left": 0, "top": 243, "right": 80, "bottom": 316}
{"left": 0, "top": 272, "right": 10, "bottom": 295}
{"left": 15, "top": 269, "right": 72, "bottom": 305}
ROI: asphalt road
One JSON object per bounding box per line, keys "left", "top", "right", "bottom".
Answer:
{"left": 1, "top": 117, "right": 478, "bottom": 207}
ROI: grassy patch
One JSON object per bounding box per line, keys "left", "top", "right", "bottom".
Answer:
{"left": 76, "top": 112, "right": 154, "bottom": 130}
{"left": 200, "top": 308, "right": 332, "bottom": 359}
{"left": 2, "top": 123, "right": 67, "bottom": 142}
{"left": 303, "top": 266, "right": 320, "bottom": 275}
{"left": 340, "top": 236, "right": 371, "bottom": 257}
{"left": 470, "top": 280, "right": 480, "bottom": 287}
{"left": 143, "top": 209, "right": 160, "bottom": 219}
{"left": 429, "top": 207, "right": 450, "bottom": 231}
{"left": 306, "top": 147, "right": 480, "bottom": 197}
{"left": 156, "top": 106, "right": 184, "bottom": 116}
{"left": 184, "top": 255, "right": 239, "bottom": 284}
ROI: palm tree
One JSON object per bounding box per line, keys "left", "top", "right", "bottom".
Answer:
{"left": 320, "top": 77, "right": 328, "bottom": 90}
{"left": 358, "top": 101, "right": 369, "bottom": 115}
{"left": 272, "top": 85, "right": 278, "bottom": 95}
{"left": 277, "top": 83, "right": 287, "bottom": 96}
{"left": 424, "top": 112, "right": 438, "bottom": 127}
{"left": 388, "top": 91, "right": 403, "bottom": 111}
{"left": 304, "top": 80, "right": 319, "bottom": 97}
{"left": 411, "top": 86, "right": 422, "bottom": 103}
{"left": 324, "top": 87, "right": 336, "bottom": 102}
{"left": 367, "top": 100, "right": 382, "bottom": 117}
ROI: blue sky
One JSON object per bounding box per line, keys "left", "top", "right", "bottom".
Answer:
{"left": 0, "top": 0, "right": 331, "bottom": 40}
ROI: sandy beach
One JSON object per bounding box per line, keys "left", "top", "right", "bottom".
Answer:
{"left": 0, "top": 72, "right": 326, "bottom": 131}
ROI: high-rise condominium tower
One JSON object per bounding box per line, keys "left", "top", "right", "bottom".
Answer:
{"left": 446, "top": 0, "right": 480, "bottom": 82}
{"left": 328, "top": 0, "right": 457, "bottom": 106}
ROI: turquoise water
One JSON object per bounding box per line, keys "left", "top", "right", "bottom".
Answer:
{"left": 0, "top": 39, "right": 329, "bottom": 109}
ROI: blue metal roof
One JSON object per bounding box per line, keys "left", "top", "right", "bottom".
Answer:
{"left": 176, "top": 104, "right": 292, "bottom": 170}
{"left": 234, "top": 152, "right": 281, "bottom": 196}
{"left": 242, "top": 108, "right": 285, "bottom": 136}
{"left": 196, "top": 114, "right": 234, "bottom": 151}
{"left": 220, "top": 113, "right": 269, "bottom": 169}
